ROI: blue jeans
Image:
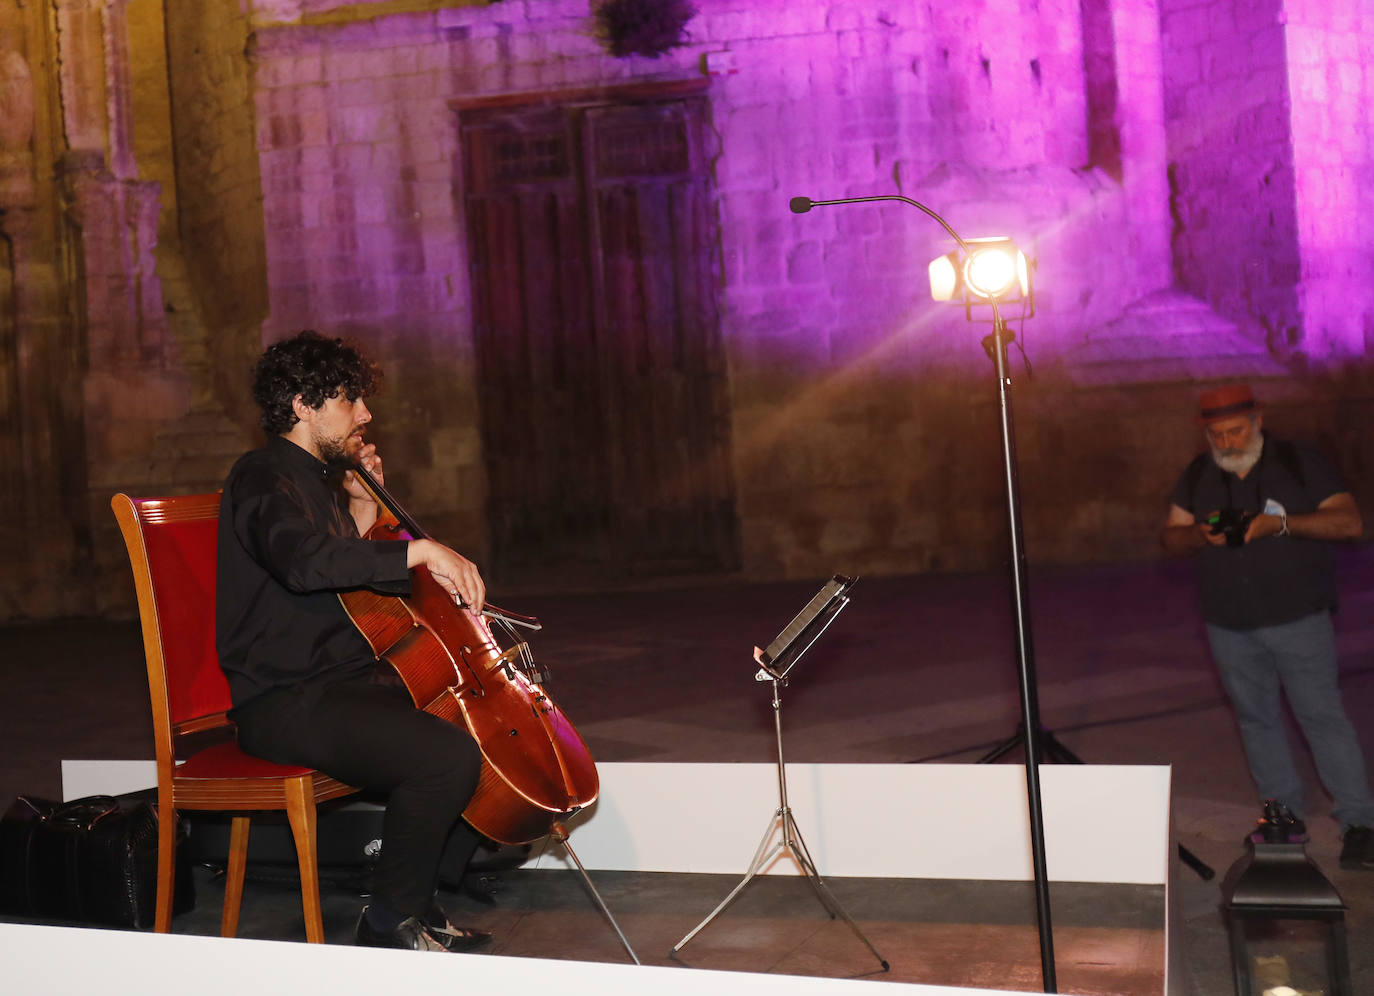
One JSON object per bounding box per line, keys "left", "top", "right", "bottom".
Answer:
{"left": 1207, "top": 610, "right": 1374, "bottom": 830}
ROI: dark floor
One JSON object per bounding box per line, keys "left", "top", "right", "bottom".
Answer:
{"left": 4, "top": 554, "right": 1374, "bottom": 993}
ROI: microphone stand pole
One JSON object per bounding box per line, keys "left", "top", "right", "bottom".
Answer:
{"left": 788, "top": 194, "right": 1057, "bottom": 993}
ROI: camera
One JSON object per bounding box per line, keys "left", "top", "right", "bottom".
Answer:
{"left": 1207, "top": 508, "right": 1252, "bottom": 547}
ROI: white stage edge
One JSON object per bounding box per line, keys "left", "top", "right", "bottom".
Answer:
{"left": 0, "top": 922, "right": 1036, "bottom": 996}
{"left": 55, "top": 760, "right": 1173, "bottom": 995}
{"left": 64, "top": 760, "right": 1172, "bottom": 884}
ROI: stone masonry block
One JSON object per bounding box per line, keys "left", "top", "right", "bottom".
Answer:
{"left": 834, "top": 204, "right": 882, "bottom": 238}
{"left": 1162, "top": 5, "right": 1229, "bottom": 48}
{"left": 1291, "top": 68, "right": 1328, "bottom": 103}
{"left": 385, "top": 46, "right": 423, "bottom": 77}
{"left": 354, "top": 186, "right": 389, "bottom": 225}
{"left": 282, "top": 52, "right": 325, "bottom": 87}
{"left": 787, "top": 241, "right": 824, "bottom": 284}
{"left": 299, "top": 110, "right": 330, "bottom": 146}
{"left": 825, "top": 3, "right": 866, "bottom": 33}
{"left": 330, "top": 143, "right": 372, "bottom": 175}
{"left": 704, "top": 10, "right": 772, "bottom": 43}
{"left": 1244, "top": 24, "right": 1287, "bottom": 70}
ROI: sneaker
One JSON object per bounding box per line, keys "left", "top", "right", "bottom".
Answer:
{"left": 1339, "top": 826, "right": 1374, "bottom": 870}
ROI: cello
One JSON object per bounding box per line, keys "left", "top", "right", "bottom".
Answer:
{"left": 336, "top": 464, "right": 599, "bottom": 845}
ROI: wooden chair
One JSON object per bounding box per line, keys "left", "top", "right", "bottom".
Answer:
{"left": 111, "top": 492, "right": 356, "bottom": 941}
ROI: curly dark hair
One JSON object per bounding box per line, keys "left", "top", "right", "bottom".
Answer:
{"left": 251, "top": 330, "right": 382, "bottom": 434}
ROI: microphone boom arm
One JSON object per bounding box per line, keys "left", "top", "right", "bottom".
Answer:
{"left": 789, "top": 194, "right": 970, "bottom": 252}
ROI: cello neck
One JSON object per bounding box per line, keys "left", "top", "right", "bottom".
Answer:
{"left": 350, "top": 459, "right": 539, "bottom": 629}
{"left": 351, "top": 461, "right": 428, "bottom": 540}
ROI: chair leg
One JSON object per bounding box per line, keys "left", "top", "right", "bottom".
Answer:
{"left": 222, "top": 816, "right": 251, "bottom": 938}
{"left": 154, "top": 794, "right": 178, "bottom": 933}
{"left": 285, "top": 776, "right": 325, "bottom": 943}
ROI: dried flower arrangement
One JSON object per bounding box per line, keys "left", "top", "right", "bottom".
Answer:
{"left": 594, "top": 0, "right": 697, "bottom": 58}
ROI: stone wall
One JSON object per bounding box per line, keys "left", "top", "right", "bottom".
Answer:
{"left": 4, "top": 0, "right": 1374, "bottom": 620}
{"left": 1161, "top": 0, "right": 1300, "bottom": 351}
{"left": 162, "top": 0, "right": 271, "bottom": 427}
{"left": 1283, "top": 0, "right": 1374, "bottom": 359}
{"left": 240, "top": 0, "right": 1180, "bottom": 583}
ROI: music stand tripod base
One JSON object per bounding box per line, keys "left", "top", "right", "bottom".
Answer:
{"left": 670, "top": 577, "right": 888, "bottom": 972}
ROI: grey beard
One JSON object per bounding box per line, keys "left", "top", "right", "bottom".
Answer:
{"left": 1211, "top": 435, "right": 1263, "bottom": 476}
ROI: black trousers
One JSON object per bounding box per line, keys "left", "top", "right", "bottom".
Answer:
{"left": 232, "top": 673, "right": 482, "bottom": 917}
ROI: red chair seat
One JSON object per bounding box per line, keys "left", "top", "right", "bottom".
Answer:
{"left": 178, "top": 742, "right": 318, "bottom": 780}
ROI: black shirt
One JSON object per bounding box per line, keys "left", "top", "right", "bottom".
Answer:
{"left": 216, "top": 434, "right": 412, "bottom": 707}
{"left": 1170, "top": 434, "right": 1345, "bottom": 630}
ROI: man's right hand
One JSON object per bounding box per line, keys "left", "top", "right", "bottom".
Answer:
{"left": 407, "top": 538, "right": 486, "bottom": 611}
{"left": 1200, "top": 517, "right": 1229, "bottom": 546}
{"left": 1161, "top": 503, "right": 1218, "bottom": 552}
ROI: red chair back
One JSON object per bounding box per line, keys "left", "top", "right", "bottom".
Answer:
{"left": 112, "top": 493, "right": 230, "bottom": 742}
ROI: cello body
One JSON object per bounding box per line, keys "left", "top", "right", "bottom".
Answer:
{"left": 338, "top": 514, "right": 598, "bottom": 845}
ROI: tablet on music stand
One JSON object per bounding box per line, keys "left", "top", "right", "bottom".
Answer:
{"left": 753, "top": 573, "right": 855, "bottom": 681}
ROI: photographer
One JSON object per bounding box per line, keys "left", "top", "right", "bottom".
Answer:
{"left": 1161, "top": 383, "right": 1374, "bottom": 868}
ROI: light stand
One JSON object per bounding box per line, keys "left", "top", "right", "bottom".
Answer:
{"left": 671, "top": 575, "right": 888, "bottom": 972}
{"left": 790, "top": 194, "right": 1057, "bottom": 993}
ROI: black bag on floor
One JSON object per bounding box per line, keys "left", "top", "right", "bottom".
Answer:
{"left": 0, "top": 794, "right": 195, "bottom": 928}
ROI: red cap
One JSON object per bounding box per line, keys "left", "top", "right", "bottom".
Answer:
{"left": 1196, "top": 384, "right": 1262, "bottom": 424}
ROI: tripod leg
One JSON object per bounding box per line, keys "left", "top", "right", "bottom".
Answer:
{"left": 1037, "top": 727, "right": 1085, "bottom": 764}
{"left": 781, "top": 809, "right": 840, "bottom": 918}
{"left": 559, "top": 838, "right": 641, "bottom": 965}
{"left": 977, "top": 730, "right": 1025, "bottom": 764}
{"left": 1178, "top": 842, "right": 1215, "bottom": 880}
{"left": 785, "top": 812, "right": 889, "bottom": 971}
{"left": 672, "top": 810, "right": 786, "bottom": 955}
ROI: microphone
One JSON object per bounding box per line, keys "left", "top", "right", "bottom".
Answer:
{"left": 787, "top": 193, "right": 967, "bottom": 249}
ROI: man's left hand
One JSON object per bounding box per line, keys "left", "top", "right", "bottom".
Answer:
{"left": 1243, "top": 513, "right": 1283, "bottom": 543}
{"left": 343, "top": 443, "right": 382, "bottom": 502}
{"left": 344, "top": 444, "right": 383, "bottom": 535}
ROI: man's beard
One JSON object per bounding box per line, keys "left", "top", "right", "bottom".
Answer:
{"left": 1211, "top": 430, "right": 1263, "bottom": 476}
{"left": 316, "top": 425, "right": 363, "bottom": 468}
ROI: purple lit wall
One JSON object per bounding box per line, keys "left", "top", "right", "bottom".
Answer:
{"left": 1163, "top": 0, "right": 1374, "bottom": 362}
{"left": 9, "top": 0, "right": 1374, "bottom": 619}
{"left": 236, "top": 0, "right": 1374, "bottom": 580}
{"left": 1284, "top": 0, "right": 1374, "bottom": 357}
{"left": 245, "top": 0, "right": 1197, "bottom": 575}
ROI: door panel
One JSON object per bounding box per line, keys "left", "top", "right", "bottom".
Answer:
{"left": 462, "top": 97, "right": 736, "bottom": 581}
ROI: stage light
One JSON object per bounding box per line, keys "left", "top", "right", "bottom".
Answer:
{"left": 928, "top": 237, "right": 1032, "bottom": 313}
{"left": 965, "top": 241, "right": 1020, "bottom": 298}
{"left": 790, "top": 191, "right": 1055, "bottom": 990}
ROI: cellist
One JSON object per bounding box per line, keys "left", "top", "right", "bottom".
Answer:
{"left": 216, "top": 330, "right": 492, "bottom": 952}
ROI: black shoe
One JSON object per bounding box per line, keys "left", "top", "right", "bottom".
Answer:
{"left": 422, "top": 902, "right": 493, "bottom": 952}
{"left": 355, "top": 907, "right": 449, "bottom": 952}
{"left": 1340, "top": 826, "right": 1374, "bottom": 869}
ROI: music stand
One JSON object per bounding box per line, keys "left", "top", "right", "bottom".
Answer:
{"left": 670, "top": 575, "right": 889, "bottom": 971}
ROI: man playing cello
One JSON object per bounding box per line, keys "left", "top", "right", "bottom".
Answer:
{"left": 216, "top": 330, "right": 491, "bottom": 951}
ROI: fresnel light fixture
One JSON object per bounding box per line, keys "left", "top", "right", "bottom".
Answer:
{"left": 927, "top": 236, "right": 1033, "bottom": 317}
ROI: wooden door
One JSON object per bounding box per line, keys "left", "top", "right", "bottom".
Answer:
{"left": 461, "top": 96, "right": 737, "bottom": 583}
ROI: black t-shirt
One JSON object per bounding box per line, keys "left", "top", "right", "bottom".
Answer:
{"left": 216, "top": 434, "right": 412, "bottom": 707}
{"left": 1170, "top": 434, "right": 1346, "bottom": 630}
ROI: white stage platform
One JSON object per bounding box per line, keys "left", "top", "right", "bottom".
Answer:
{"left": 46, "top": 759, "right": 1174, "bottom": 995}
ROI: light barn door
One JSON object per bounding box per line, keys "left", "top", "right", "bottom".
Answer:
{"left": 462, "top": 97, "right": 737, "bottom": 583}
